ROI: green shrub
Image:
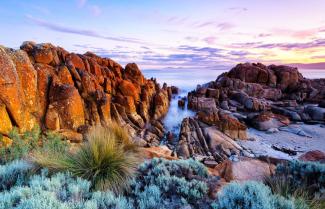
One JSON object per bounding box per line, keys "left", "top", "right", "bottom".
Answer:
{"left": 0, "top": 126, "right": 67, "bottom": 165}
{"left": 211, "top": 181, "right": 296, "bottom": 209}
{"left": 33, "top": 125, "right": 141, "bottom": 193}
{"left": 0, "top": 127, "right": 39, "bottom": 164}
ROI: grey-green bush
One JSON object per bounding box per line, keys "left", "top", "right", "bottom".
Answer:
{"left": 0, "top": 160, "right": 34, "bottom": 191}
{"left": 276, "top": 160, "right": 325, "bottom": 198}
{"left": 211, "top": 181, "right": 297, "bottom": 209}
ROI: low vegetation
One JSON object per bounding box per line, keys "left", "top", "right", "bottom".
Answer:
{"left": 265, "top": 160, "right": 325, "bottom": 209}
{"left": 0, "top": 126, "right": 66, "bottom": 164}
{"left": 211, "top": 181, "right": 297, "bottom": 209}
{"left": 32, "top": 124, "right": 142, "bottom": 193}
{"left": 1, "top": 124, "right": 325, "bottom": 208}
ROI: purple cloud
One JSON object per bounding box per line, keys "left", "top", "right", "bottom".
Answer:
{"left": 217, "top": 22, "right": 235, "bottom": 30}
{"left": 231, "top": 39, "right": 325, "bottom": 50}
{"left": 26, "top": 15, "right": 146, "bottom": 44}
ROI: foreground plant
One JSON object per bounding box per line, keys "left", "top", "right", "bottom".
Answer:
{"left": 212, "top": 181, "right": 298, "bottom": 209}
{"left": 265, "top": 160, "right": 325, "bottom": 209}
{"left": 33, "top": 123, "right": 142, "bottom": 193}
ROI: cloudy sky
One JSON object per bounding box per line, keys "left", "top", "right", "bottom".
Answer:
{"left": 1, "top": 0, "right": 325, "bottom": 69}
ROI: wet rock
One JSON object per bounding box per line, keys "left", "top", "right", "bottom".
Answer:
{"left": 171, "top": 86, "right": 179, "bottom": 94}
{"left": 178, "top": 99, "right": 185, "bottom": 108}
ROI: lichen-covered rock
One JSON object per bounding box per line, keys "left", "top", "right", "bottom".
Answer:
{"left": 46, "top": 83, "right": 85, "bottom": 130}
{"left": 0, "top": 103, "right": 12, "bottom": 135}
{"left": 0, "top": 42, "right": 171, "bottom": 144}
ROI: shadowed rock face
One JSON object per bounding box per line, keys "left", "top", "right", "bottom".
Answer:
{"left": 0, "top": 42, "right": 171, "bottom": 145}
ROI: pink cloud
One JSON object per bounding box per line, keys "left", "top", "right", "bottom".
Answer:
{"left": 203, "top": 36, "right": 217, "bottom": 44}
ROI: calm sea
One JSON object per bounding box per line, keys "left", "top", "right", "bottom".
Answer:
{"left": 142, "top": 68, "right": 325, "bottom": 135}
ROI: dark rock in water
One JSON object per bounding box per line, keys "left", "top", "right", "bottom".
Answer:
{"left": 171, "top": 86, "right": 179, "bottom": 94}
{"left": 319, "top": 100, "right": 325, "bottom": 108}
{"left": 178, "top": 99, "right": 185, "bottom": 108}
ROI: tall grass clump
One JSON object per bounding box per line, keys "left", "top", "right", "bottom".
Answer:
{"left": 265, "top": 160, "right": 325, "bottom": 209}
{"left": 33, "top": 123, "right": 142, "bottom": 193}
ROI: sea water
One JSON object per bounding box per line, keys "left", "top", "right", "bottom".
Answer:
{"left": 142, "top": 68, "right": 325, "bottom": 136}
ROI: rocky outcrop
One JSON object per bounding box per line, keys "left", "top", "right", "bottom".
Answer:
{"left": 188, "top": 63, "right": 325, "bottom": 129}
{"left": 177, "top": 117, "right": 243, "bottom": 163}
{"left": 0, "top": 42, "right": 171, "bottom": 145}
{"left": 181, "top": 62, "right": 325, "bottom": 164}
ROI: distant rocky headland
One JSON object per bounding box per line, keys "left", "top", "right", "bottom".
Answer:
{"left": 0, "top": 42, "right": 173, "bottom": 146}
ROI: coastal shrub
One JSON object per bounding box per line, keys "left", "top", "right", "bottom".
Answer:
{"left": 276, "top": 160, "right": 325, "bottom": 195}
{"left": 265, "top": 160, "right": 325, "bottom": 209}
{"left": 0, "top": 158, "right": 219, "bottom": 209}
{"left": 211, "top": 181, "right": 296, "bottom": 209}
{"left": 130, "top": 158, "right": 217, "bottom": 208}
{"left": 33, "top": 124, "right": 142, "bottom": 193}
{"left": 0, "top": 127, "right": 67, "bottom": 164}
{"left": 0, "top": 170, "right": 134, "bottom": 209}
{"left": 0, "top": 127, "right": 39, "bottom": 164}
{"left": 0, "top": 160, "right": 34, "bottom": 191}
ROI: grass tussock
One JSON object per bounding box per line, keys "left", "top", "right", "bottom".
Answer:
{"left": 32, "top": 122, "right": 142, "bottom": 193}
{"left": 265, "top": 174, "right": 323, "bottom": 209}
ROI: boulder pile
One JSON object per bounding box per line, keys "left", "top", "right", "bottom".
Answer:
{"left": 176, "top": 63, "right": 325, "bottom": 162}
{"left": 0, "top": 42, "right": 172, "bottom": 145}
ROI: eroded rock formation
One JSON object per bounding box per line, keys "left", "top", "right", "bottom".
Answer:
{"left": 0, "top": 42, "right": 172, "bottom": 145}
{"left": 176, "top": 63, "right": 325, "bottom": 163}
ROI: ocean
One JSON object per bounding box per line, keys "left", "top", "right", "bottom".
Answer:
{"left": 142, "top": 68, "right": 325, "bottom": 136}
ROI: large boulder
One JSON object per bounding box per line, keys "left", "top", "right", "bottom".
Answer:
{"left": 269, "top": 65, "right": 302, "bottom": 91}
{"left": 124, "top": 63, "right": 145, "bottom": 87}
{"left": 0, "top": 47, "right": 25, "bottom": 130}
{"left": 250, "top": 111, "right": 290, "bottom": 131}
{"left": 299, "top": 150, "right": 325, "bottom": 163}
{"left": 304, "top": 105, "right": 325, "bottom": 121}
{"left": 45, "top": 83, "right": 85, "bottom": 131}
{"left": 215, "top": 159, "right": 276, "bottom": 182}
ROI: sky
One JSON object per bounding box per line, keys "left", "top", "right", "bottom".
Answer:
{"left": 1, "top": 0, "right": 325, "bottom": 69}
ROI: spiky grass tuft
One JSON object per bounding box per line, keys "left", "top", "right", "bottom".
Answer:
{"left": 33, "top": 123, "right": 142, "bottom": 193}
